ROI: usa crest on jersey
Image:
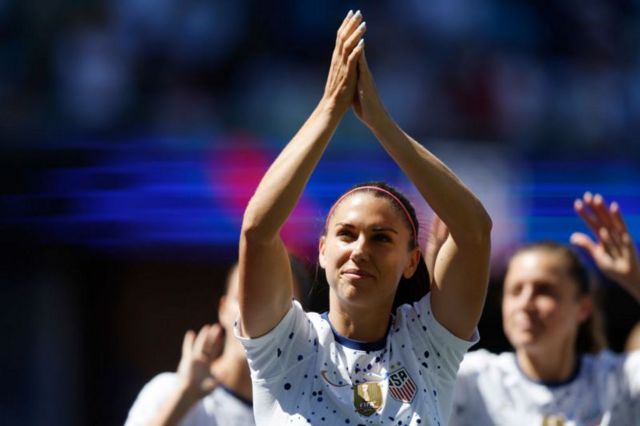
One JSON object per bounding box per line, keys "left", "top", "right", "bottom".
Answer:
{"left": 388, "top": 367, "right": 417, "bottom": 403}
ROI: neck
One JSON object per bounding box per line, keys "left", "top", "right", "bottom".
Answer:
{"left": 515, "top": 339, "right": 578, "bottom": 383}
{"left": 328, "top": 294, "right": 392, "bottom": 342}
{"left": 211, "top": 338, "right": 252, "bottom": 401}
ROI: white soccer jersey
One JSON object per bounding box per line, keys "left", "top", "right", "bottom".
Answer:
{"left": 235, "top": 294, "right": 478, "bottom": 425}
{"left": 450, "top": 349, "right": 640, "bottom": 426}
{"left": 125, "top": 372, "right": 255, "bottom": 426}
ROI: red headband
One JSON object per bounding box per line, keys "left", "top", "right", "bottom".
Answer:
{"left": 326, "top": 186, "right": 417, "bottom": 243}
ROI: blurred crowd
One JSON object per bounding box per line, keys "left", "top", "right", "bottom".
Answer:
{"left": 2, "top": 0, "right": 640, "bottom": 157}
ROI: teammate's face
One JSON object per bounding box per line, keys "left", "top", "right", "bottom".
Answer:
{"left": 502, "top": 250, "right": 591, "bottom": 354}
{"left": 319, "top": 192, "right": 419, "bottom": 311}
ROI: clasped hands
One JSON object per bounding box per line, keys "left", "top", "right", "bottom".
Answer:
{"left": 322, "top": 10, "right": 387, "bottom": 128}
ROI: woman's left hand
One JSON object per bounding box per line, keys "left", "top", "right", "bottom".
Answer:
{"left": 571, "top": 192, "right": 640, "bottom": 301}
{"left": 353, "top": 48, "right": 388, "bottom": 130}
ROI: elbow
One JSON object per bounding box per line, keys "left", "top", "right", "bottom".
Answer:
{"left": 240, "top": 207, "right": 277, "bottom": 244}
{"left": 241, "top": 214, "right": 267, "bottom": 243}
{"left": 472, "top": 204, "right": 492, "bottom": 242}
{"left": 455, "top": 205, "right": 493, "bottom": 248}
{"left": 472, "top": 208, "right": 493, "bottom": 248}
{"left": 478, "top": 208, "right": 493, "bottom": 239}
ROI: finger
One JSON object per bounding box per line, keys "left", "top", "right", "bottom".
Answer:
{"left": 337, "top": 9, "right": 353, "bottom": 39}
{"left": 203, "top": 323, "right": 224, "bottom": 359}
{"left": 593, "top": 194, "right": 624, "bottom": 248}
{"left": 610, "top": 201, "right": 629, "bottom": 234}
{"left": 192, "top": 324, "right": 210, "bottom": 355}
{"left": 591, "top": 193, "right": 615, "bottom": 232}
{"left": 339, "top": 10, "right": 363, "bottom": 50}
{"left": 346, "top": 39, "right": 365, "bottom": 73}
{"left": 344, "top": 10, "right": 363, "bottom": 36}
{"left": 343, "top": 21, "right": 367, "bottom": 59}
{"left": 182, "top": 330, "right": 196, "bottom": 357}
{"left": 570, "top": 232, "right": 599, "bottom": 259}
{"left": 574, "top": 198, "right": 601, "bottom": 237}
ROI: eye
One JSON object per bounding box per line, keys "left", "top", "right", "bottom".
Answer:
{"left": 505, "top": 283, "right": 522, "bottom": 297}
{"left": 372, "top": 233, "right": 392, "bottom": 243}
{"left": 534, "top": 283, "right": 557, "bottom": 297}
{"left": 336, "top": 229, "right": 355, "bottom": 239}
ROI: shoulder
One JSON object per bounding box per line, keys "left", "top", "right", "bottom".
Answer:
{"left": 458, "top": 349, "right": 515, "bottom": 376}
{"left": 125, "top": 373, "right": 181, "bottom": 426}
{"left": 204, "top": 387, "right": 255, "bottom": 424}
{"left": 395, "top": 293, "right": 479, "bottom": 349}
{"left": 583, "top": 349, "right": 640, "bottom": 379}
{"left": 136, "top": 372, "right": 179, "bottom": 400}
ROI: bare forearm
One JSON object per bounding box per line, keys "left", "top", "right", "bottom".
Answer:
{"left": 242, "top": 100, "right": 342, "bottom": 240}
{"left": 370, "top": 114, "right": 492, "bottom": 245}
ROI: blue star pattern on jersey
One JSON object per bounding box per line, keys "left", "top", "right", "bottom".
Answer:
{"left": 236, "top": 293, "right": 479, "bottom": 425}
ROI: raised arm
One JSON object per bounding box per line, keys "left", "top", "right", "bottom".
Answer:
{"left": 239, "top": 11, "right": 366, "bottom": 337}
{"left": 571, "top": 192, "right": 640, "bottom": 303}
{"left": 353, "top": 50, "right": 492, "bottom": 340}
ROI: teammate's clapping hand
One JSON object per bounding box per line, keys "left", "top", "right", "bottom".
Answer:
{"left": 176, "top": 324, "right": 224, "bottom": 399}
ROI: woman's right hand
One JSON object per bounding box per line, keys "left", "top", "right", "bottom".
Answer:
{"left": 322, "top": 10, "right": 366, "bottom": 115}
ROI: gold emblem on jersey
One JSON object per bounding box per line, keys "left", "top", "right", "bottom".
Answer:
{"left": 542, "top": 415, "right": 565, "bottom": 426}
{"left": 353, "top": 382, "right": 383, "bottom": 416}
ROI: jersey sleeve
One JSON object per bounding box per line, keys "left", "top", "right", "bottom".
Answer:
{"left": 234, "top": 299, "right": 316, "bottom": 382}
{"left": 396, "top": 293, "right": 480, "bottom": 422}
{"left": 407, "top": 293, "right": 480, "bottom": 380}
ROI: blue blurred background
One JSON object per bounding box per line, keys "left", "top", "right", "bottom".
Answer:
{"left": 2, "top": 1, "right": 640, "bottom": 424}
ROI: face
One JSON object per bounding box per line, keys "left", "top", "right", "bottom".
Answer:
{"left": 502, "top": 250, "right": 592, "bottom": 354}
{"left": 319, "top": 192, "right": 419, "bottom": 311}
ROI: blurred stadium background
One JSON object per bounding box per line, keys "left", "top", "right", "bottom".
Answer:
{"left": 1, "top": 1, "right": 639, "bottom": 424}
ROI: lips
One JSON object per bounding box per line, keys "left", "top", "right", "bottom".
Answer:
{"left": 341, "top": 268, "right": 374, "bottom": 279}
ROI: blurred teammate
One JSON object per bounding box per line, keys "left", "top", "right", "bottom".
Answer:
{"left": 124, "top": 265, "right": 253, "bottom": 426}
{"left": 449, "top": 193, "right": 640, "bottom": 425}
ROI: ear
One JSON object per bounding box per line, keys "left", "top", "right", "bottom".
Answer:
{"left": 318, "top": 236, "right": 327, "bottom": 269}
{"left": 577, "top": 295, "right": 593, "bottom": 323}
{"left": 403, "top": 248, "right": 421, "bottom": 279}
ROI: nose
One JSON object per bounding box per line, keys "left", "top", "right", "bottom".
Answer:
{"left": 517, "top": 285, "right": 536, "bottom": 311}
{"left": 350, "top": 234, "right": 369, "bottom": 262}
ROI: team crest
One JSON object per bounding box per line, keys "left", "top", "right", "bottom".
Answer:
{"left": 388, "top": 367, "right": 417, "bottom": 403}
{"left": 353, "top": 382, "right": 383, "bottom": 416}
{"left": 542, "top": 415, "right": 565, "bottom": 426}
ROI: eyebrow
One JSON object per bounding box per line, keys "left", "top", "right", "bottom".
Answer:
{"left": 334, "top": 223, "right": 399, "bottom": 234}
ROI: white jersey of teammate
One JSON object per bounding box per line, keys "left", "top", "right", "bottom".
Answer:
{"left": 450, "top": 349, "right": 640, "bottom": 426}
{"left": 235, "top": 293, "right": 478, "bottom": 426}
{"left": 124, "top": 372, "right": 255, "bottom": 426}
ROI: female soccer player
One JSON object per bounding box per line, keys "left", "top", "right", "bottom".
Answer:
{"left": 235, "top": 10, "right": 492, "bottom": 425}
{"left": 450, "top": 193, "right": 640, "bottom": 425}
